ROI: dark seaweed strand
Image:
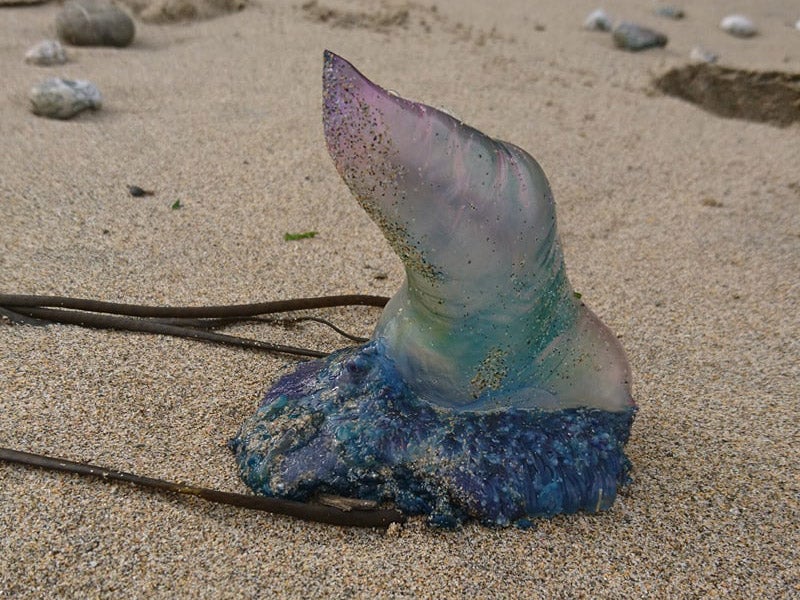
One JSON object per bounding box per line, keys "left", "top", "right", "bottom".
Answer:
{"left": 0, "top": 447, "right": 405, "bottom": 528}
{"left": 149, "top": 316, "right": 369, "bottom": 343}
{"left": 0, "top": 294, "right": 390, "bottom": 359}
{"left": 0, "top": 306, "right": 50, "bottom": 327}
{"left": 0, "top": 294, "right": 389, "bottom": 318}
{"left": 266, "top": 316, "right": 371, "bottom": 343}
{"left": 7, "top": 306, "right": 329, "bottom": 358}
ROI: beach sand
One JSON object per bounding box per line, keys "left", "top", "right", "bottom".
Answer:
{"left": 1, "top": 0, "right": 798, "bottom": 596}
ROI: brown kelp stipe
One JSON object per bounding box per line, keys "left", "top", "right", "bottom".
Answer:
{"left": 0, "top": 293, "right": 389, "bottom": 358}
{"left": 0, "top": 448, "right": 405, "bottom": 528}
{"left": 0, "top": 293, "right": 401, "bottom": 528}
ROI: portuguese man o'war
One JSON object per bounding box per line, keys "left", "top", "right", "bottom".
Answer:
{"left": 230, "top": 51, "right": 636, "bottom": 527}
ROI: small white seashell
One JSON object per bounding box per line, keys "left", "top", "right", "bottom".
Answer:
{"left": 720, "top": 14, "right": 757, "bottom": 38}
{"left": 29, "top": 77, "right": 102, "bottom": 119}
{"left": 584, "top": 9, "right": 613, "bottom": 32}
{"left": 689, "top": 46, "right": 718, "bottom": 64}
{"left": 24, "top": 40, "right": 68, "bottom": 66}
{"left": 795, "top": 18, "right": 800, "bottom": 31}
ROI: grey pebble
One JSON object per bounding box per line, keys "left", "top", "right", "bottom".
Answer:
{"left": 29, "top": 77, "right": 102, "bottom": 119}
{"left": 584, "top": 9, "right": 613, "bottom": 32}
{"left": 612, "top": 22, "right": 668, "bottom": 51}
{"left": 654, "top": 4, "right": 684, "bottom": 20}
{"left": 24, "top": 40, "right": 68, "bottom": 66}
{"left": 56, "top": 0, "right": 135, "bottom": 48}
{"left": 128, "top": 185, "right": 154, "bottom": 197}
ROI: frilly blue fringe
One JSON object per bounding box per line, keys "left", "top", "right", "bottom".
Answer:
{"left": 230, "top": 340, "right": 635, "bottom": 528}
